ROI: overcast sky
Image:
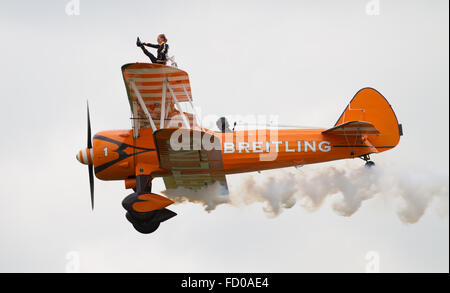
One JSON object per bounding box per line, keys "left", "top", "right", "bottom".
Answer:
{"left": 0, "top": 0, "right": 448, "bottom": 272}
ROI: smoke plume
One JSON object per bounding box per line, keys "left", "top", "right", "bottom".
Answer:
{"left": 163, "top": 163, "right": 449, "bottom": 223}
{"left": 163, "top": 182, "right": 231, "bottom": 212}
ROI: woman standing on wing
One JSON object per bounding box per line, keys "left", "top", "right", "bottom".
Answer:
{"left": 136, "top": 34, "right": 169, "bottom": 65}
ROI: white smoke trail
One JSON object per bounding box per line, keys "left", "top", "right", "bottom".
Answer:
{"left": 232, "top": 166, "right": 381, "bottom": 218}
{"left": 163, "top": 182, "right": 230, "bottom": 212}
{"left": 163, "top": 163, "right": 449, "bottom": 223}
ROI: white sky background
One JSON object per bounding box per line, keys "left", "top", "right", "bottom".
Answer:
{"left": 0, "top": 0, "right": 448, "bottom": 272}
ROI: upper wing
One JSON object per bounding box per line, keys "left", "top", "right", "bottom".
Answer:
{"left": 154, "top": 128, "right": 229, "bottom": 193}
{"left": 322, "top": 121, "right": 380, "bottom": 136}
{"left": 121, "top": 63, "right": 195, "bottom": 130}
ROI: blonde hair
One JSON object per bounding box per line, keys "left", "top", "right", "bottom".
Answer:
{"left": 158, "top": 34, "right": 167, "bottom": 42}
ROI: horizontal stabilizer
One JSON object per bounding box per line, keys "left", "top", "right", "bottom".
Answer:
{"left": 322, "top": 121, "right": 380, "bottom": 136}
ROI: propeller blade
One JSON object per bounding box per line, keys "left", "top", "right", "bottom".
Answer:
{"left": 87, "top": 101, "right": 94, "bottom": 210}
{"left": 89, "top": 164, "right": 94, "bottom": 210}
{"left": 87, "top": 101, "right": 92, "bottom": 149}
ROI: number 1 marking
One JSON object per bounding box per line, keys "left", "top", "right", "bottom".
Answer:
{"left": 104, "top": 147, "right": 108, "bottom": 157}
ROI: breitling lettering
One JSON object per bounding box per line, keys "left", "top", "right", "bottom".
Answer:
{"left": 223, "top": 140, "right": 332, "bottom": 154}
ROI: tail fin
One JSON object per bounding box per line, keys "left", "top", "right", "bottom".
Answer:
{"left": 333, "top": 87, "right": 402, "bottom": 152}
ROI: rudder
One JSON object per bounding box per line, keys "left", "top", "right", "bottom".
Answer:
{"left": 335, "top": 88, "right": 402, "bottom": 152}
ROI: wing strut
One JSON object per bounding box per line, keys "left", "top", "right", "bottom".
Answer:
{"left": 167, "top": 83, "right": 190, "bottom": 129}
{"left": 130, "top": 79, "right": 157, "bottom": 132}
{"left": 182, "top": 84, "right": 202, "bottom": 130}
{"left": 132, "top": 101, "right": 139, "bottom": 138}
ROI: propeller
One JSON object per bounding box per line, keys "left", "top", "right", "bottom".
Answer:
{"left": 87, "top": 101, "right": 94, "bottom": 210}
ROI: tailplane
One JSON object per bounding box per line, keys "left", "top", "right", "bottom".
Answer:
{"left": 327, "top": 88, "right": 403, "bottom": 152}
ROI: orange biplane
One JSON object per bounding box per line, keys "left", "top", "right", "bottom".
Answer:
{"left": 76, "top": 63, "right": 403, "bottom": 234}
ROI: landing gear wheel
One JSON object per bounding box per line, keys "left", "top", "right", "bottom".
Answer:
{"left": 365, "top": 161, "right": 375, "bottom": 168}
{"left": 132, "top": 221, "right": 160, "bottom": 234}
{"left": 125, "top": 212, "right": 161, "bottom": 234}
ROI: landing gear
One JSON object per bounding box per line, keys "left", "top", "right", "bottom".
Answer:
{"left": 126, "top": 212, "right": 160, "bottom": 234}
{"left": 123, "top": 196, "right": 177, "bottom": 234}
{"left": 360, "top": 154, "right": 375, "bottom": 168}
{"left": 122, "top": 175, "right": 176, "bottom": 234}
{"left": 365, "top": 161, "right": 375, "bottom": 168}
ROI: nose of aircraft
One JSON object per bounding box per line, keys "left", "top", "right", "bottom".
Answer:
{"left": 76, "top": 148, "right": 94, "bottom": 165}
